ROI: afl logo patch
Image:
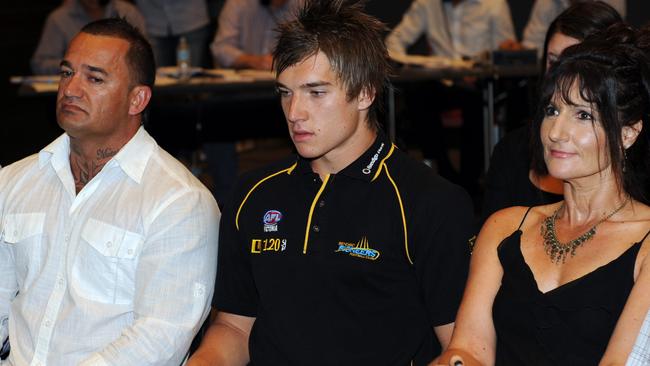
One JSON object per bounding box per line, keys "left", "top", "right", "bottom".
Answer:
{"left": 263, "top": 210, "right": 282, "bottom": 232}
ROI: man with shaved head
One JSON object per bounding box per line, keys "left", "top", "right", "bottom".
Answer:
{"left": 0, "top": 18, "right": 218, "bottom": 365}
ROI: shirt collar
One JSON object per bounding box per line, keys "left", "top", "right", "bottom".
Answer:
{"left": 38, "top": 126, "right": 155, "bottom": 185}
{"left": 294, "top": 133, "right": 392, "bottom": 182}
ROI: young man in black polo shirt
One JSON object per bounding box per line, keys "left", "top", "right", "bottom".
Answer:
{"left": 188, "top": 1, "right": 474, "bottom": 365}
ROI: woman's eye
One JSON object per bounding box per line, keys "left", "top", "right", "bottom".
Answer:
{"left": 577, "top": 111, "right": 593, "bottom": 120}
{"left": 544, "top": 105, "right": 558, "bottom": 116}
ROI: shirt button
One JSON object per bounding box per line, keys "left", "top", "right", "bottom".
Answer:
{"left": 57, "top": 278, "right": 65, "bottom": 286}
{"left": 312, "top": 225, "right": 320, "bottom": 233}
{"left": 318, "top": 200, "right": 325, "bottom": 208}
{"left": 106, "top": 241, "right": 112, "bottom": 248}
{"left": 65, "top": 234, "right": 71, "bottom": 242}
{"left": 13, "top": 230, "right": 18, "bottom": 237}
{"left": 44, "top": 320, "right": 51, "bottom": 327}
{"left": 127, "top": 249, "right": 133, "bottom": 255}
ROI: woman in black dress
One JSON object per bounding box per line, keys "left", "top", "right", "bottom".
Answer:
{"left": 438, "top": 25, "right": 650, "bottom": 366}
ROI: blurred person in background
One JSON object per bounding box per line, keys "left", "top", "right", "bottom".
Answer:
{"left": 522, "top": 0, "right": 626, "bottom": 55}
{"left": 385, "top": 0, "right": 516, "bottom": 198}
{"left": 210, "top": 0, "right": 301, "bottom": 70}
{"left": 31, "top": 0, "right": 145, "bottom": 75}
{"left": 135, "top": 0, "right": 212, "bottom": 67}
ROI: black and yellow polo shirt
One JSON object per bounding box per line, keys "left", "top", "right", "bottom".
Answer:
{"left": 214, "top": 134, "right": 473, "bottom": 365}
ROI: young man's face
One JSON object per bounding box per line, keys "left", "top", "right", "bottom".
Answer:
{"left": 56, "top": 33, "right": 138, "bottom": 143}
{"left": 276, "top": 51, "right": 374, "bottom": 167}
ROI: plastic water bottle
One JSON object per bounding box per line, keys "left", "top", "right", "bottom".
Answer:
{"left": 176, "top": 36, "right": 191, "bottom": 81}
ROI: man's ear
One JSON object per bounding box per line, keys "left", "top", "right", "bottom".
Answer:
{"left": 622, "top": 120, "right": 643, "bottom": 149}
{"left": 357, "top": 87, "right": 376, "bottom": 111}
{"left": 128, "top": 86, "right": 152, "bottom": 116}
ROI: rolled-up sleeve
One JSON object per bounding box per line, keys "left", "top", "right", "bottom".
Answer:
{"left": 385, "top": 0, "right": 428, "bottom": 57}
{"left": 0, "top": 173, "right": 17, "bottom": 352}
{"left": 210, "top": 0, "right": 246, "bottom": 68}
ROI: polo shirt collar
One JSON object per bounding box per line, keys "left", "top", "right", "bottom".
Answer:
{"left": 339, "top": 133, "right": 391, "bottom": 181}
{"left": 294, "top": 133, "right": 392, "bottom": 182}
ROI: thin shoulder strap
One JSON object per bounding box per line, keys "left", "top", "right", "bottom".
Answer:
{"left": 639, "top": 227, "right": 650, "bottom": 244}
{"left": 517, "top": 207, "right": 534, "bottom": 231}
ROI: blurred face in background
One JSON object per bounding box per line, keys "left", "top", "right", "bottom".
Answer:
{"left": 546, "top": 32, "right": 580, "bottom": 71}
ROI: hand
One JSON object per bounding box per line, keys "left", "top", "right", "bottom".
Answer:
{"left": 236, "top": 54, "right": 273, "bottom": 70}
{"left": 498, "top": 39, "right": 523, "bottom": 51}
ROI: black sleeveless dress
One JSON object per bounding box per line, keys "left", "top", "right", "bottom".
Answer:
{"left": 492, "top": 208, "right": 648, "bottom": 365}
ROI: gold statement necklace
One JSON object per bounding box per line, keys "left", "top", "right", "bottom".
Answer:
{"left": 541, "top": 198, "right": 629, "bottom": 263}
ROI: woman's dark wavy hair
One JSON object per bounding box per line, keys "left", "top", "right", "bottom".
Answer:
{"left": 531, "top": 24, "right": 650, "bottom": 203}
{"left": 272, "top": 0, "right": 392, "bottom": 131}
{"left": 541, "top": 1, "right": 622, "bottom": 76}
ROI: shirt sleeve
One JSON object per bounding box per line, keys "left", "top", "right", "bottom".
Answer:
{"left": 30, "top": 13, "right": 67, "bottom": 75}
{"left": 0, "top": 240, "right": 17, "bottom": 355}
{"left": 491, "top": 0, "right": 517, "bottom": 47}
{"left": 115, "top": 2, "right": 148, "bottom": 37}
{"left": 0, "top": 171, "right": 17, "bottom": 352}
{"left": 79, "top": 189, "right": 220, "bottom": 366}
{"left": 210, "top": 0, "right": 247, "bottom": 68}
{"left": 212, "top": 182, "right": 259, "bottom": 316}
{"left": 385, "top": 0, "right": 428, "bottom": 57}
{"left": 414, "top": 183, "right": 473, "bottom": 326}
{"left": 522, "top": 0, "right": 558, "bottom": 54}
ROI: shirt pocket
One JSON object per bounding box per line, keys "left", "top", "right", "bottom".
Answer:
{"left": 73, "top": 218, "right": 144, "bottom": 305}
{"left": 2, "top": 213, "right": 46, "bottom": 289}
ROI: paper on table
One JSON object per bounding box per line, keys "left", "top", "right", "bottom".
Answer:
{"left": 31, "top": 83, "right": 59, "bottom": 93}
{"left": 389, "top": 53, "right": 474, "bottom": 69}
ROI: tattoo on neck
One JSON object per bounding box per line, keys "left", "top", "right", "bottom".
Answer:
{"left": 97, "top": 147, "right": 118, "bottom": 160}
{"left": 70, "top": 147, "right": 118, "bottom": 193}
{"left": 72, "top": 158, "right": 102, "bottom": 193}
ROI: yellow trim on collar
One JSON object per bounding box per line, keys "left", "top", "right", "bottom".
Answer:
{"left": 235, "top": 162, "right": 297, "bottom": 230}
{"left": 371, "top": 143, "right": 396, "bottom": 182}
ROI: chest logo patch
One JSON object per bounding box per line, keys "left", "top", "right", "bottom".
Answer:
{"left": 336, "top": 236, "right": 380, "bottom": 260}
{"left": 263, "top": 210, "right": 282, "bottom": 232}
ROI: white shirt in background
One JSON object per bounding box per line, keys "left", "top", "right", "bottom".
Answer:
{"left": 386, "top": 0, "right": 516, "bottom": 60}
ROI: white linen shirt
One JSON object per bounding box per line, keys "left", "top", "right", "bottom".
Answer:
{"left": 0, "top": 127, "right": 219, "bottom": 366}
{"left": 522, "top": 0, "right": 627, "bottom": 54}
{"left": 385, "top": 0, "right": 516, "bottom": 59}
